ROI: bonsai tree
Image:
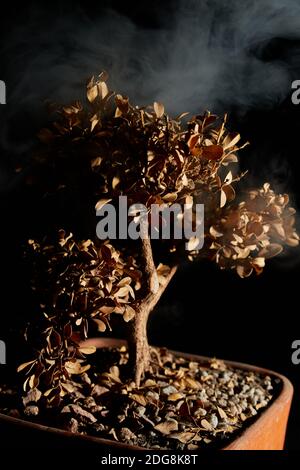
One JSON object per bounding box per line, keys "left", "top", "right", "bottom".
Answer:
{"left": 19, "top": 73, "right": 299, "bottom": 409}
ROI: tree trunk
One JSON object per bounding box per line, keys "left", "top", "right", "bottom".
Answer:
{"left": 127, "top": 221, "right": 177, "bottom": 386}
{"left": 127, "top": 265, "right": 177, "bottom": 385}
{"left": 127, "top": 301, "right": 151, "bottom": 387}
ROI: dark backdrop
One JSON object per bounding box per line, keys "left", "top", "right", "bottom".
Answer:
{"left": 0, "top": 0, "right": 299, "bottom": 451}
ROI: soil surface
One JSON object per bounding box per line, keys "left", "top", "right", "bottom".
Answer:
{"left": 0, "top": 347, "right": 280, "bottom": 450}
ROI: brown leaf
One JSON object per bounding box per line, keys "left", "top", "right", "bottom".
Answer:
{"left": 217, "top": 406, "right": 228, "bottom": 419}
{"left": 17, "top": 360, "right": 36, "bottom": 373}
{"left": 29, "top": 374, "right": 39, "bottom": 389}
{"left": 210, "top": 226, "right": 223, "bottom": 238}
{"left": 99, "top": 306, "right": 115, "bottom": 315}
{"left": 169, "top": 432, "right": 197, "bottom": 443}
{"left": 154, "top": 101, "right": 164, "bottom": 118}
{"left": 168, "top": 392, "right": 185, "bottom": 401}
{"left": 115, "top": 94, "right": 129, "bottom": 114}
{"left": 64, "top": 323, "right": 72, "bottom": 339}
{"left": 220, "top": 189, "right": 227, "bottom": 208}
{"left": 224, "top": 171, "right": 233, "bottom": 185}
{"left": 87, "top": 84, "right": 98, "bottom": 103}
{"left": 154, "top": 419, "right": 178, "bottom": 435}
{"left": 223, "top": 133, "right": 241, "bottom": 150}
{"left": 222, "top": 154, "right": 238, "bottom": 166}
{"left": 91, "top": 118, "right": 99, "bottom": 132}
{"left": 78, "top": 346, "right": 96, "bottom": 355}
{"left": 62, "top": 404, "right": 97, "bottom": 423}
{"left": 184, "top": 377, "right": 200, "bottom": 389}
{"left": 93, "top": 319, "right": 107, "bottom": 332}
{"left": 115, "top": 286, "right": 129, "bottom": 297}
{"left": 176, "top": 112, "right": 190, "bottom": 120}
{"left": 109, "top": 365, "right": 120, "bottom": 378}
{"left": 221, "top": 184, "right": 236, "bottom": 204}
{"left": 117, "top": 277, "right": 132, "bottom": 287}
{"left": 162, "top": 192, "right": 178, "bottom": 203}
{"left": 124, "top": 305, "right": 135, "bottom": 322}
{"left": 188, "top": 134, "right": 200, "bottom": 150}
{"left": 65, "top": 360, "right": 91, "bottom": 375}
{"left": 130, "top": 394, "right": 147, "bottom": 406}
{"left": 61, "top": 382, "right": 75, "bottom": 393}
{"left": 236, "top": 265, "right": 253, "bottom": 278}
{"left": 98, "top": 81, "right": 109, "bottom": 99}
{"left": 187, "top": 237, "right": 200, "bottom": 251}
{"left": 201, "top": 419, "right": 213, "bottom": 431}
{"left": 202, "top": 145, "right": 223, "bottom": 161}
{"left": 112, "top": 176, "right": 120, "bottom": 190}
{"left": 95, "top": 198, "right": 112, "bottom": 211}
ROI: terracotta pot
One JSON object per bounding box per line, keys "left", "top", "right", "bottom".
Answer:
{"left": 0, "top": 338, "right": 293, "bottom": 450}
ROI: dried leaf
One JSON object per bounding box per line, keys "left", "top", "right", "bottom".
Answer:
{"left": 163, "top": 193, "right": 178, "bottom": 203}
{"left": 17, "top": 360, "right": 36, "bottom": 373}
{"left": 201, "top": 419, "right": 213, "bottom": 431}
{"left": 154, "top": 101, "right": 164, "bottom": 118}
{"left": 115, "top": 286, "right": 129, "bottom": 297}
{"left": 65, "top": 360, "right": 90, "bottom": 375}
{"left": 222, "top": 154, "right": 238, "bottom": 166}
{"left": 112, "top": 176, "right": 120, "bottom": 190}
{"left": 222, "top": 184, "right": 235, "bottom": 203}
{"left": 93, "top": 319, "right": 107, "bottom": 332}
{"left": 124, "top": 305, "right": 135, "bottom": 322}
{"left": 220, "top": 189, "right": 227, "bottom": 208}
{"left": 29, "top": 374, "right": 39, "bottom": 389}
{"left": 91, "top": 118, "right": 99, "bottom": 132}
{"left": 223, "top": 133, "right": 240, "bottom": 150}
{"left": 187, "top": 237, "right": 200, "bottom": 251}
{"left": 168, "top": 393, "right": 185, "bottom": 401}
{"left": 224, "top": 171, "right": 233, "bottom": 185}
{"left": 154, "top": 419, "right": 178, "bottom": 435}
{"left": 236, "top": 265, "right": 253, "bottom": 278}
{"left": 188, "top": 134, "right": 199, "bottom": 150}
{"left": 87, "top": 84, "right": 98, "bottom": 103}
{"left": 210, "top": 226, "right": 223, "bottom": 238}
{"left": 61, "top": 382, "right": 75, "bottom": 393}
{"left": 185, "top": 377, "right": 200, "bottom": 389}
{"left": 130, "top": 394, "right": 147, "bottom": 406}
{"left": 169, "top": 432, "right": 197, "bottom": 443}
{"left": 115, "top": 94, "right": 129, "bottom": 114}
{"left": 202, "top": 145, "right": 223, "bottom": 161}
{"left": 95, "top": 198, "right": 112, "bottom": 211}
{"left": 217, "top": 406, "right": 227, "bottom": 419}
{"left": 78, "top": 346, "right": 96, "bottom": 355}
{"left": 98, "top": 81, "right": 109, "bottom": 99}
{"left": 110, "top": 366, "right": 120, "bottom": 378}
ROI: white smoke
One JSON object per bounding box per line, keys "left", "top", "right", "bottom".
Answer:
{"left": 1, "top": 0, "right": 300, "bottom": 151}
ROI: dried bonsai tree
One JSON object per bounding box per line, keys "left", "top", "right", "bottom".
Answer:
{"left": 19, "top": 72, "right": 299, "bottom": 413}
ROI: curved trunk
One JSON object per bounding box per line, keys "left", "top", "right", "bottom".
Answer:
{"left": 127, "top": 259, "right": 177, "bottom": 384}
{"left": 127, "top": 222, "right": 178, "bottom": 386}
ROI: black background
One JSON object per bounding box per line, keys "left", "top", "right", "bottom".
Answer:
{"left": 0, "top": 0, "right": 299, "bottom": 453}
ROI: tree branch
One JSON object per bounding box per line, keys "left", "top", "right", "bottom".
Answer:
{"left": 137, "top": 265, "right": 178, "bottom": 314}
{"left": 140, "top": 219, "right": 159, "bottom": 294}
